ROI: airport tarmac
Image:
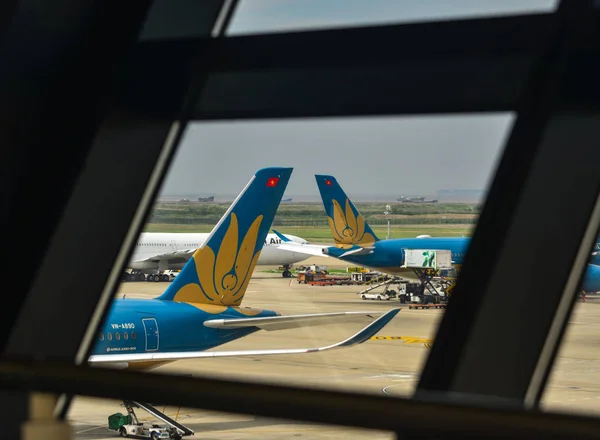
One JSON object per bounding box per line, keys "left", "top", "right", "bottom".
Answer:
{"left": 69, "top": 256, "right": 600, "bottom": 439}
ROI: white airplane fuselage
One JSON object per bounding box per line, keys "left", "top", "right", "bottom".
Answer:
{"left": 129, "top": 232, "right": 310, "bottom": 271}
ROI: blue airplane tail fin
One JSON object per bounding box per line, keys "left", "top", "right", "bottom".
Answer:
{"left": 315, "top": 174, "right": 380, "bottom": 248}
{"left": 157, "top": 167, "right": 293, "bottom": 306}
{"left": 271, "top": 229, "right": 291, "bottom": 242}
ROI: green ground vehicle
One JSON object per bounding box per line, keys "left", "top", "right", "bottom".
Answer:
{"left": 108, "top": 410, "right": 184, "bottom": 439}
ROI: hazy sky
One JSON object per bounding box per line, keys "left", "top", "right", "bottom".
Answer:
{"left": 158, "top": 0, "right": 556, "bottom": 199}
{"left": 160, "top": 115, "right": 513, "bottom": 199}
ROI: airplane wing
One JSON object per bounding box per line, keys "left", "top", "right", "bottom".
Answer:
{"left": 132, "top": 249, "right": 195, "bottom": 263}
{"left": 276, "top": 242, "right": 330, "bottom": 257}
{"left": 271, "top": 229, "right": 330, "bottom": 257}
{"left": 88, "top": 308, "right": 400, "bottom": 367}
{"left": 204, "top": 311, "right": 384, "bottom": 331}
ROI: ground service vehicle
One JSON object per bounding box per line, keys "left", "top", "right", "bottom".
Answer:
{"left": 108, "top": 403, "right": 191, "bottom": 439}
{"left": 360, "top": 292, "right": 391, "bottom": 301}
{"left": 118, "top": 422, "right": 178, "bottom": 439}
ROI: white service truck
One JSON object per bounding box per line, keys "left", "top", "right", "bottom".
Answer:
{"left": 146, "top": 269, "right": 179, "bottom": 282}
{"left": 122, "top": 269, "right": 180, "bottom": 282}
{"left": 360, "top": 292, "right": 392, "bottom": 301}
{"left": 117, "top": 422, "right": 179, "bottom": 439}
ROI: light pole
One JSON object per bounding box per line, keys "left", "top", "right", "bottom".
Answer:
{"left": 384, "top": 204, "right": 391, "bottom": 239}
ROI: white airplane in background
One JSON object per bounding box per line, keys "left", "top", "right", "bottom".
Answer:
{"left": 127, "top": 231, "right": 311, "bottom": 280}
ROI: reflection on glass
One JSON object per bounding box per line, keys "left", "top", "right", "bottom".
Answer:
{"left": 68, "top": 396, "right": 393, "bottom": 439}
{"left": 228, "top": 0, "right": 557, "bottom": 36}
{"left": 93, "top": 115, "right": 509, "bottom": 405}
{"left": 542, "top": 235, "right": 600, "bottom": 415}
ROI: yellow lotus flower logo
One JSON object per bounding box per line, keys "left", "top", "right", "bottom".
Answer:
{"left": 328, "top": 199, "right": 376, "bottom": 248}
{"left": 173, "top": 213, "right": 262, "bottom": 306}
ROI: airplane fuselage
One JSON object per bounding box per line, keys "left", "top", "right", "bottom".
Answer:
{"left": 130, "top": 232, "right": 309, "bottom": 271}
{"left": 324, "top": 237, "right": 470, "bottom": 274}
{"left": 582, "top": 264, "right": 600, "bottom": 293}
{"left": 324, "top": 237, "right": 600, "bottom": 293}
{"left": 93, "top": 298, "right": 278, "bottom": 369}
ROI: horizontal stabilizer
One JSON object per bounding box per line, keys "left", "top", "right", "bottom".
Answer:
{"left": 88, "top": 308, "right": 400, "bottom": 366}
{"left": 204, "top": 311, "right": 384, "bottom": 331}
{"left": 276, "top": 242, "right": 329, "bottom": 257}
{"left": 339, "top": 247, "right": 375, "bottom": 258}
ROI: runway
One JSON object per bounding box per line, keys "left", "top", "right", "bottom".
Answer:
{"left": 69, "top": 256, "right": 600, "bottom": 438}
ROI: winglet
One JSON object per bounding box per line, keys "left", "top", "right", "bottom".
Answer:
{"left": 312, "top": 308, "right": 401, "bottom": 351}
{"left": 272, "top": 229, "right": 292, "bottom": 242}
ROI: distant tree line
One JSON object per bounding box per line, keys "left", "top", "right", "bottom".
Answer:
{"left": 150, "top": 202, "right": 479, "bottom": 220}
{"left": 147, "top": 216, "right": 478, "bottom": 227}
{"left": 390, "top": 203, "right": 480, "bottom": 215}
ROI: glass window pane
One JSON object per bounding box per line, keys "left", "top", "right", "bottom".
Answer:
{"left": 228, "top": 0, "right": 557, "bottom": 36}
{"left": 542, "top": 228, "right": 600, "bottom": 416}
{"left": 96, "top": 114, "right": 510, "bottom": 402}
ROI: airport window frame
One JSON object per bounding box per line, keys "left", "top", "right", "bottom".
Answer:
{"left": 1, "top": 0, "right": 600, "bottom": 438}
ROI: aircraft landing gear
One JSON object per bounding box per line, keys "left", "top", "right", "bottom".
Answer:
{"left": 282, "top": 264, "right": 293, "bottom": 278}
{"left": 122, "top": 271, "right": 146, "bottom": 282}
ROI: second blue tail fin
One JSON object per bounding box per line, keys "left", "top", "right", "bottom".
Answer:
{"left": 315, "top": 174, "right": 379, "bottom": 248}
{"left": 158, "top": 167, "right": 293, "bottom": 306}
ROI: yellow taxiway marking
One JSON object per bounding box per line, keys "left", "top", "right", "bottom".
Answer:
{"left": 370, "top": 336, "right": 432, "bottom": 347}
